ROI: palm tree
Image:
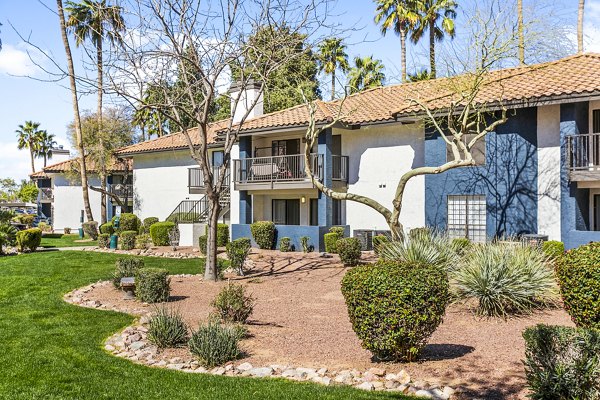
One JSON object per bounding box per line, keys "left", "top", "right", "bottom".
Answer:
{"left": 411, "top": 0, "right": 457, "bottom": 79}
{"left": 578, "top": 0, "right": 585, "bottom": 53}
{"left": 347, "top": 56, "right": 386, "bottom": 94}
{"left": 517, "top": 0, "right": 524, "bottom": 65}
{"left": 66, "top": 0, "right": 125, "bottom": 223}
{"left": 374, "top": 0, "right": 419, "bottom": 82}
{"left": 317, "top": 38, "right": 350, "bottom": 100}
{"left": 16, "top": 121, "right": 42, "bottom": 174}
{"left": 35, "top": 130, "right": 57, "bottom": 167}
{"left": 408, "top": 69, "right": 431, "bottom": 81}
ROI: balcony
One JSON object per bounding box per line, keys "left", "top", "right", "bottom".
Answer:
{"left": 567, "top": 133, "right": 600, "bottom": 181}
{"left": 232, "top": 153, "right": 348, "bottom": 190}
{"left": 108, "top": 183, "right": 133, "bottom": 199}
{"left": 38, "top": 187, "right": 53, "bottom": 201}
{"left": 188, "top": 166, "right": 230, "bottom": 193}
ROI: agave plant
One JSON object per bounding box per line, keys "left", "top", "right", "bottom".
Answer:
{"left": 451, "top": 242, "right": 559, "bottom": 318}
{"left": 378, "top": 228, "right": 460, "bottom": 271}
{"left": 0, "top": 223, "right": 18, "bottom": 255}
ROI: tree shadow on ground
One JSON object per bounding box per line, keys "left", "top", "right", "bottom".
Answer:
{"left": 419, "top": 344, "right": 475, "bottom": 361}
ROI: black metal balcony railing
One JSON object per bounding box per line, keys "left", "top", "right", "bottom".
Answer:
{"left": 188, "top": 166, "right": 230, "bottom": 189}
{"left": 108, "top": 183, "right": 133, "bottom": 198}
{"left": 38, "top": 187, "right": 53, "bottom": 201}
{"left": 233, "top": 153, "right": 349, "bottom": 185}
{"left": 567, "top": 134, "right": 600, "bottom": 180}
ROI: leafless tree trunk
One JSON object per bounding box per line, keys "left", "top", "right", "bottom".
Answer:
{"left": 517, "top": 0, "right": 524, "bottom": 64}
{"left": 56, "top": 0, "right": 93, "bottom": 222}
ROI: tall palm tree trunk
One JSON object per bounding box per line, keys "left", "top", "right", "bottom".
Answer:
{"left": 518, "top": 0, "right": 524, "bottom": 65}
{"left": 429, "top": 18, "right": 436, "bottom": 79}
{"left": 331, "top": 70, "right": 336, "bottom": 101}
{"left": 400, "top": 28, "right": 407, "bottom": 82}
{"left": 97, "top": 34, "right": 107, "bottom": 224}
{"left": 578, "top": 0, "right": 585, "bottom": 53}
{"left": 29, "top": 148, "right": 35, "bottom": 174}
{"left": 43, "top": 154, "right": 47, "bottom": 167}
{"left": 57, "top": 0, "right": 94, "bottom": 222}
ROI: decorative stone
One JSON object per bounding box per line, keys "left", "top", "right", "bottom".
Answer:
{"left": 248, "top": 367, "right": 273, "bottom": 377}
{"left": 396, "top": 369, "right": 411, "bottom": 385}
{"left": 414, "top": 389, "right": 434, "bottom": 398}
{"left": 356, "top": 382, "right": 375, "bottom": 391}
{"left": 211, "top": 367, "right": 226, "bottom": 375}
{"left": 368, "top": 367, "right": 386, "bottom": 377}
{"left": 385, "top": 380, "right": 400, "bottom": 389}
{"left": 129, "top": 341, "right": 145, "bottom": 351}
{"left": 104, "top": 344, "right": 115, "bottom": 352}
{"left": 431, "top": 388, "right": 450, "bottom": 399}
{"left": 236, "top": 362, "right": 253, "bottom": 372}
{"left": 363, "top": 371, "right": 378, "bottom": 382}
{"left": 317, "top": 368, "right": 327, "bottom": 376}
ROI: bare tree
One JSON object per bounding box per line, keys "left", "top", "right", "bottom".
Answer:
{"left": 106, "top": 0, "right": 335, "bottom": 280}
{"left": 517, "top": 0, "right": 524, "bottom": 64}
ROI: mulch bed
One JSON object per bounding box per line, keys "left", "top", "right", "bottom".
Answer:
{"left": 84, "top": 250, "right": 573, "bottom": 399}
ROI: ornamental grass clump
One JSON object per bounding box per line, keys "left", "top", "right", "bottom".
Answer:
{"left": 556, "top": 242, "right": 600, "bottom": 329}
{"left": 451, "top": 242, "right": 558, "bottom": 318}
{"left": 211, "top": 282, "right": 254, "bottom": 324}
{"left": 147, "top": 306, "right": 189, "bottom": 349}
{"left": 341, "top": 261, "right": 449, "bottom": 362}
{"left": 188, "top": 320, "right": 242, "bottom": 368}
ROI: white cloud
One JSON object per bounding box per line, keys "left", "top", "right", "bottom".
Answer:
{"left": 0, "top": 43, "right": 44, "bottom": 76}
{"left": 0, "top": 140, "right": 38, "bottom": 181}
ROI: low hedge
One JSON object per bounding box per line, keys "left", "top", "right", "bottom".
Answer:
{"left": 556, "top": 242, "right": 600, "bottom": 329}
{"left": 82, "top": 221, "right": 98, "bottom": 240}
{"left": 523, "top": 324, "right": 600, "bottom": 399}
{"left": 112, "top": 258, "right": 145, "bottom": 288}
{"left": 337, "top": 237, "right": 362, "bottom": 266}
{"left": 98, "top": 233, "right": 110, "bottom": 249}
{"left": 112, "top": 213, "right": 140, "bottom": 234}
{"left": 99, "top": 222, "right": 114, "bottom": 235}
{"left": 119, "top": 230, "right": 137, "bottom": 250}
{"left": 135, "top": 268, "right": 170, "bottom": 303}
{"left": 149, "top": 221, "right": 176, "bottom": 246}
{"left": 250, "top": 221, "right": 275, "bottom": 249}
{"left": 341, "top": 261, "right": 449, "bottom": 361}
{"left": 198, "top": 235, "right": 208, "bottom": 254}
{"left": 135, "top": 234, "right": 150, "bottom": 250}
{"left": 142, "top": 217, "right": 159, "bottom": 234}
{"left": 324, "top": 232, "right": 340, "bottom": 253}
{"left": 16, "top": 228, "right": 42, "bottom": 252}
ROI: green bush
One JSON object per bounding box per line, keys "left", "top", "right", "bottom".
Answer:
{"left": 188, "top": 321, "right": 242, "bottom": 368}
{"left": 205, "top": 224, "right": 229, "bottom": 247}
{"left": 329, "top": 226, "right": 345, "bottom": 236}
{"left": 119, "top": 230, "right": 137, "bottom": 250}
{"left": 135, "top": 268, "right": 170, "bottom": 303}
{"left": 324, "top": 232, "right": 341, "bottom": 253}
{"left": 147, "top": 306, "right": 189, "bottom": 349}
{"left": 0, "top": 210, "right": 14, "bottom": 224}
{"left": 372, "top": 235, "right": 390, "bottom": 255}
{"left": 300, "top": 236, "right": 311, "bottom": 253}
{"left": 82, "top": 221, "right": 98, "bottom": 240}
{"left": 112, "top": 258, "right": 145, "bottom": 288}
{"left": 450, "top": 237, "right": 471, "bottom": 255}
{"left": 452, "top": 243, "right": 558, "bottom": 318}
{"left": 226, "top": 238, "right": 251, "bottom": 276}
{"left": 112, "top": 213, "right": 140, "bottom": 234}
{"left": 166, "top": 212, "right": 201, "bottom": 223}
{"left": 98, "top": 233, "right": 110, "bottom": 249}
{"left": 409, "top": 227, "right": 431, "bottom": 240}
{"left": 523, "top": 324, "right": 600, "bottom": 399}
{"left": 250, "top": 221, "right": 275, "bottom": 249}
{"left": 99, "top": 222, "right": 114, "bottom": 235}
{"left": 198, "top": 235, "right": 207, "bottom": 254}
{"left": 16, "top": 228, "right": 42, "bottom": 252}
{"left": 142, "top": 217, "right": 159, "bottom": 234}
{"left": 135, "top": 234, "right": 150, "bottom": 250}
{"left": 337, "top": 237, "right": 362, "bottom": 266}
{"left": 0, "top": 223, "right": 17, "bottom": 255}
{"left": 341, "top": 261, "right": 449, "bottom": 361}
{"left": 14, "top": 214, "right": 35, "bottom": 227}
{"left": 279, "top": 237, "right": 292, "bottom": 252}
{"left": 211, "top": 282, "right": 254, "bottom": 324}
{"left": 556, "top": 242, "right": 600, "bottom": 329}
{"left": 542, "top": 240, "right": 565, "bottom": 260}
{"left": 149, "top": 221, "right": 175, "bottom": 246}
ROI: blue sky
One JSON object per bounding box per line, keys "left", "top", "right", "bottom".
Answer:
{"left": 0, "top": 0, "right": 597, "bottom": 181}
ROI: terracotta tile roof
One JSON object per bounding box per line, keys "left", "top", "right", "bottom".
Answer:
{"left": 115, "top": 121, "right": 227, "bottom": 156}
{"left": 30, "top": 157, "right": 132, "bottom": 178}
{"left": 115, "top": 53, "right": 600, "bottom": 155}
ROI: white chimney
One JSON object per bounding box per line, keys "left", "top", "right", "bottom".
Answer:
{"left": 229, "top": 80, "right": 264, "bottom": 124}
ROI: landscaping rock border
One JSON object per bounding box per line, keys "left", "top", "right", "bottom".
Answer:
{"left": 64, "top": 281, "right": 458, "bottom": 399}
{"left": 81, "top": 247, "right": 202, "bottom": 259}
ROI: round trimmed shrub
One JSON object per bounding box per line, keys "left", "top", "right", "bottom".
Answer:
{"left": 250, "top": 221, "right": 275, "bottom": 249}
{"left": 112, "top": 258, "right": 145, "bottom": 288}
{"left": 135, "top": 234, "right": 150, "bottom": 250}
{"left": 82, "top": 221, "right": 98, "bottom": 240}
{"left": 16, "top": 228, "right": 42, "bottom": 252}
{"left": 337, "top": 237, "right": 362, "bottom": 266}
{"left": 205, "top": 224, "right": 229, "bottom": 247}
{"left": 226, "top": 238, "right": 251, "bottom": 275}
{"left": 198, "top": 235, "right": 207, "bottom": 254}
{"left": 113, "top": 213, "right": 140, "bottom": 234}
{"left": 279, "top": 237, "right": 292, "bottom": 252}
{"left": 324, "top": 232, "right": 341, "bottom": 253}
{"left": 556, "top": 242, "right": 600, "bottom": 329}
{"left": 142, "top": 217, "right": 159, "bottom": 234}
{"left": 147, "top": 307, "right": 189, "bottom": 349}
{"left": 99, "top": 222, "right": 114, "bottom": 235}
{"left": 542, "top": 240, "right": 565, "bottom": 260}
{"left": 188, "top": 321, "right": 242, "bottom": 368}
{"left": 341, "top": 261, "right": 449, "bottom": 361}
{"left": 329, "top": 226, "right": 345, "bottom": 236}
{"left": 211, "top": 282, "right": 254, "bottom": 323}
{"left": 119, "top": 230, "right": 137, "bottom": 250}
{"left": 98, "top": 233, "right": 110, "bottom": 249}
{"left": 135, "top": 268, "right": 170, "bottom": 303}
{"left": 149, "top": 221, "right": 175, "bottom": 246}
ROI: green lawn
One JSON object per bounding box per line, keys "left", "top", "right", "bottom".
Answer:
{"left": 40, "top": 233, "right": 97, "bottom": 248}
{"left": 0, "top": 251, "right": 410, "bottom": 400}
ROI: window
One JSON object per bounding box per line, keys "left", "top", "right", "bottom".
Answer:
{"left": 447, "top": 195, "right": 486, "bottom": 242}
{"left": 446, "top": 134, "right": 486, "bottom": 165}
{"left": 310, "top": 199, "right": 318, "bottom": 226}
{"left": 272, "top": 139, "right": 300, "bottom": 156}
{"left": 332, "top": 198, "right": 343, "bottom": 225}
{"left": 593, "top": 110, "right": 600, "bottom": 133}
{"left": 212, "top": 151, "right": 224, "bottom": 167}
{"left": 272, "top": 199, "right": 300, "bottom": 225}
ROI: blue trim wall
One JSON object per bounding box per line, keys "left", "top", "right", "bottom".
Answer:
{"left": 559, "top": 101, "right": 600, "bottom": 249}
{"left": 318, "top": 128, "right": 333, "bottom": 226}
{"left": 425, "top": 107, "right": 538, "bottom": 238}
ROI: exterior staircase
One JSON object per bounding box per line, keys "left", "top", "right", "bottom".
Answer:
{"left": 167, "top": 192, "right": 230, "bottom": 224}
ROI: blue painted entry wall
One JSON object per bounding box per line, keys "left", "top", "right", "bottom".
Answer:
{"left": 425, "top": 107, "right": 538, "bottom": 238}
